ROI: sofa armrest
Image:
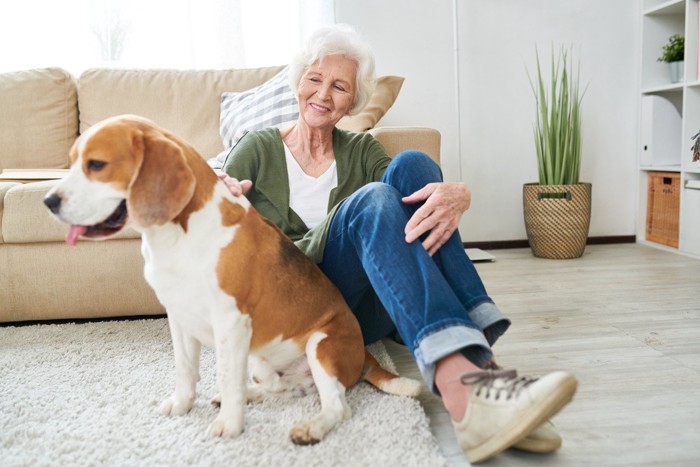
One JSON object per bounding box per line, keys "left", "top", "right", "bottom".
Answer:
{"left": 0, "top": 180, "right": 139, "bottom": 244}
{"left": 0, "top": 181, "right": 20, "bottom": 197}
{"left": 0, "top": 182, "right": 21, "bottom": 244}
{"left": 368, "top": 126, "right": 441, "bottom": 164}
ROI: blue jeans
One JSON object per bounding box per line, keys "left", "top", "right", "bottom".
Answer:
{"left": 319, "top": 151, "right": 510, "bottom": 391}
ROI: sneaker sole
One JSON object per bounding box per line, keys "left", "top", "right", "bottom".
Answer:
{"left": 511, "top": 432, "right": 562, "bottom": 453}
{"left": 466, "top": 372, "right": 578, "bottom": 464}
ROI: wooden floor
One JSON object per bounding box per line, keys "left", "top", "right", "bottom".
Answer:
{"left": 387, "top": 243, "right": 700, "bottom": 466}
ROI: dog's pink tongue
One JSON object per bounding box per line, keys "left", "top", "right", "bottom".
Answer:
{"left": 66, "top": 225, "right": 88, "bottom": 246}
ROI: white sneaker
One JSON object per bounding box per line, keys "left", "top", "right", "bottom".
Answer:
{"left": 452, "top": 369, "right": 577, "bottom": 464}
{"left": 483, "top": 361, "right": 563, "bottom": 453}
{"left": 512, "top": 420, "right": 562, "bottom": 453}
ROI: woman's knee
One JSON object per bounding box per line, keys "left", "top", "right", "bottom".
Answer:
{"left": 393, "top": 150, "right": 437, "bottom": 167}
{"left": 348, "top": 182, "right": 403, "bottom": 214}
{"left": 383, "top": 150, "right": 443, "bottom": 189}
{"left": 329, "top": 182, "right": 410, "bottom": 250}
{"left": 335, "top": 182, "right": 412, "bottom": 232}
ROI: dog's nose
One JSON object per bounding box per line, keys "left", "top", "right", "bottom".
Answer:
{"left": 44, "top": 194, "right": 62, "bottom": 214}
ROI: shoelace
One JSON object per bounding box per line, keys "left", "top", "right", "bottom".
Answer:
{"left": 458, "top": 369, "right": 538, "bottom": 401}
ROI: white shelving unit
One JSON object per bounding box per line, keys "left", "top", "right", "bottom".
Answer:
{"left": 639, "top": 0, "right": 700, "bottom": 258}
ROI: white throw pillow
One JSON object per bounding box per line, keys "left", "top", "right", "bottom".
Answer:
{"left": 210, "top": 67, "right": 298, "bottom": 169}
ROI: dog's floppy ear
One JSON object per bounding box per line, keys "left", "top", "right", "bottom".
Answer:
{"left": 128, "top": 130, "right": 196, "bottom": 227}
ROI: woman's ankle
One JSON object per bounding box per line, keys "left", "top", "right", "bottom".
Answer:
{"left": 434, "top": 352, "right": 482, "bottom": 422}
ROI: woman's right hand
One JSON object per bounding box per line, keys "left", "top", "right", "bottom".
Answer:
{"left": 216, "top": 172, "right": 253, "bottom": 196}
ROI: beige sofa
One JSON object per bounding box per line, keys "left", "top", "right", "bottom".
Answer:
{"left": 0, "top": 66, "right": 440, "bottom": 323}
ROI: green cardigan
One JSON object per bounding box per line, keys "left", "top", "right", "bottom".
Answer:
{"left": 222, "top": 128, "right": 391, "bottom": 263}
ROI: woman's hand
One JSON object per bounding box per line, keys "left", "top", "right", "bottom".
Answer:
{"left": 402, "top": 182, "right": 471, "bottom": 256}
{"left": 216, "top": 172, "right": 253, "bottom": 196}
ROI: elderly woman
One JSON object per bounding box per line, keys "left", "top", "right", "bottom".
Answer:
{"left": 220, "top": 24, "right": 576, "bottom": 464}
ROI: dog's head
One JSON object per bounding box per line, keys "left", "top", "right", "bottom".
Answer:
{"left": 44, "top": 115, "right": 196, "bottom": 245}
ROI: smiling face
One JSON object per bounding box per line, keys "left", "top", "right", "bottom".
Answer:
{"left": 296, "top": 54, "right": 357, "bottom": 131}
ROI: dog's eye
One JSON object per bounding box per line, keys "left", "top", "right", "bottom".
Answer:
{"left": 87, "top": 160, "right": 107, "bottom": 172}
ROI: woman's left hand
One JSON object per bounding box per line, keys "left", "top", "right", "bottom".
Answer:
{"left": 402, "top": 182, "right": 471, "bottom": 256}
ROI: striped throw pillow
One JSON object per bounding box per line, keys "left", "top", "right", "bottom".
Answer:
{"left": 211, "top": 67, "right": 298, "bottom": 169}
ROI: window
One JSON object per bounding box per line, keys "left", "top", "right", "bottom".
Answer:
{"left": 0, "top": 0, "right": 333, "bottom": 74}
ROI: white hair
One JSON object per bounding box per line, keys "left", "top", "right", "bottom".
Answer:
{"left": 289, "top": 24, "right": 376, "bottom": 116}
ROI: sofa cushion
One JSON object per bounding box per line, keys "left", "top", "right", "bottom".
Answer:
{"left": 1, "top": 181, "right": 139, "bottom": 244}
{"left": 78, "top": 66, "right": 285, "bottom": 160}
{"left": 220, "top": 67, "right": 298, "bottom": 151}
{"left": 0, "top": 68, "right": 78, "bottom": 171}
{"left": 337, "top": 75, "right": 405, "bottom": 132}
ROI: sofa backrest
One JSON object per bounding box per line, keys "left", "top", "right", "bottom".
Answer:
{"left": 77, "top": 66, "right": 284, "bottom": 159}
{"left": 0, "top": 68, "right": 78, "bottom": 171}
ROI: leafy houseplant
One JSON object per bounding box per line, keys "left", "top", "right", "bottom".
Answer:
{"left": 523, "top": 47, "right": 592, "bottom": 259}
{"left": 658, "top": 34, "right": 685, "bottom": 63}
{"left": 658, "top": 34, "right": 685, "bottom": 83}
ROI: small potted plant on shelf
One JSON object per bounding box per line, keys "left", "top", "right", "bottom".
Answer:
{"left": 658, "top": 34, "right": 685, "bottom": 83}
{"left": 524, "top": 47, "right": 591, "bottom": 259}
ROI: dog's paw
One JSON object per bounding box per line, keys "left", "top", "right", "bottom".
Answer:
{"left": 210, "top": 395, "right": 221, "bottom": 408}
{"left": 246, "top": 385, "right": 266, "bottom": 402}
{"left": 290, "top": 421, "right": 323, "bottom": 445}
{"left": 206, "top": 415, "right": 244, "bottom": 438}
{"left": 158, "top": 396, "right": 194, "bottom": 416}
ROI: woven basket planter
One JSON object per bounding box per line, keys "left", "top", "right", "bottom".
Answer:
{"left": 523, "top": 183, "right": 592, "bottom": 259}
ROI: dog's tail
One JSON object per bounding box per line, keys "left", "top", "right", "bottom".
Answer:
{"left": 362, "top": 349, "right": 422, "bottom": 397}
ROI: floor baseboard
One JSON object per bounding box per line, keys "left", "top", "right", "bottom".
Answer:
{"left": 463, "top": 235, "right": 636, "bottom": 250}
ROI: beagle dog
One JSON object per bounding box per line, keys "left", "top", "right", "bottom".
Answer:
{"left": 44, "top": 115, "right": 421, "bottom": 444}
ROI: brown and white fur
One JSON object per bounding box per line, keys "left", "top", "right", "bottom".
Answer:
{"left": 44, "top": 115, "right": 421, "bottom": 444}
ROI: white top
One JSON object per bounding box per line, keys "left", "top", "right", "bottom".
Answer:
{"left": 284, "top": 143, "right": 338, "bottom": 229}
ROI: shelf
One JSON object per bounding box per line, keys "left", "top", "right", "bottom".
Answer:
{"left": 644, "top": 0, "right": 686, "bottom": 16}
{"left": 637, "top": 238, "right": 680, "bottom": 253}
{"left": 639, "top": 0, "right": 700, "bottom": 258}
{"left": 642, "top": 82, "right": 684, "bottom": 94}
{"left": 640, "top": 165, "right": 682, "bottom": 172}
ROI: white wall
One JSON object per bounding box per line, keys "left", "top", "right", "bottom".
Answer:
{"left": 336, "top": 0, "right": 641, "bottom": 243}
{"left": 334, "top": 0, "right": 461, "bottom": 180}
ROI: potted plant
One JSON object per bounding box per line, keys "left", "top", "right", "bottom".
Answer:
{"left": 523, "top": 47, "right": 592, "bottom": 259}
{"left": 658, "top": 34, "right": 685, "bottom": 83}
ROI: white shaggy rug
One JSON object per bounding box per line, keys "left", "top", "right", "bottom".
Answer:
{"left": 0, "top": 319, "right": 446, "bottom": 466}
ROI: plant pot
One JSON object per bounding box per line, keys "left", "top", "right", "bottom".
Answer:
{"left": 669, "top": 61, "right": 684, "bottom": 83}
{"left": 523, "top": 183, "right": 592, "bottom": 259}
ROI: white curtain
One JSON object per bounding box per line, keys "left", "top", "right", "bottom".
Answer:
{"left": 0, "top": 0, "right": 334, "bottom": 74}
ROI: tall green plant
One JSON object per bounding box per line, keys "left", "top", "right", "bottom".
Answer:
{"left": 529, "top": 47, "right": 585, "bottom": 186}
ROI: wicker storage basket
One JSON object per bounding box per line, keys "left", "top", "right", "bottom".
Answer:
{"left": 523, "top": 183, "right": 592, "bottom": 259}
{"left": 646, "top": 172, "right": 680, "bottom": 248}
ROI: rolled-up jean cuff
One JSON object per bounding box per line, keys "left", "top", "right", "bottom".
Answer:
{"left": 468, "top": 302, "right": 511, "bottom": 346}
{"left": 414, "top": 325, "right": 493, "bottom": 393}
